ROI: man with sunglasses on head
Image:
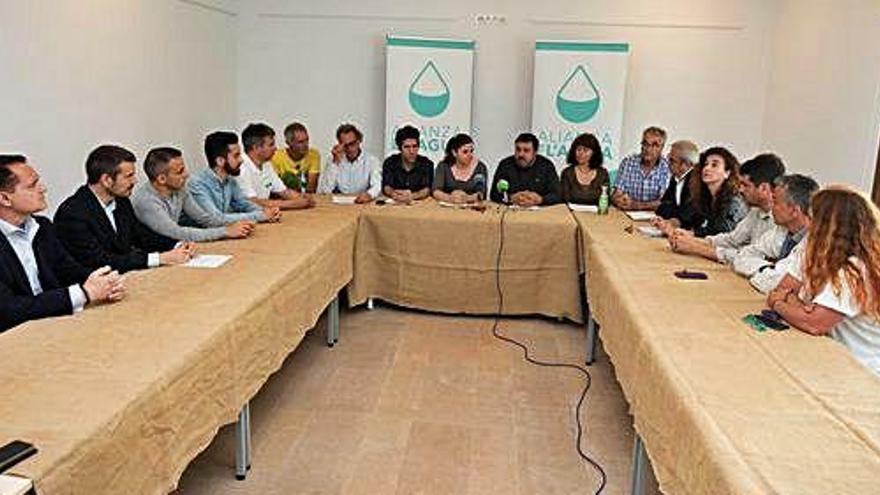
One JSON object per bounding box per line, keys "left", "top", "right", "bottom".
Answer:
{"left": 612, "top": 126, "right": 671, "bottom": 211}
{"left": 317, "top": 123, "right": 381, "bottom": 204}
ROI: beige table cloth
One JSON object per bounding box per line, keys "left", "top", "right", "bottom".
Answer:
{"left": 350, "top": 200, "right": 584, "bottom": 322}
{"left": 575, "top": 210, "right": 880, "bottom": 494}
{"left": 0, "top": 205, "right": 359, "bottom": 495}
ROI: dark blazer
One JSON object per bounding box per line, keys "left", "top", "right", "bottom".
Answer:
{"left": 490, "top": 155, "right": 561, "bottom": 205}
{"left": 0, "top": 216, "right": 92, "bottom": 332}
{"left": 655, "top": 170, "right": 695, "bottom": 220}
{"left": 54, "top": 185, "right": 176, "bottom": 273}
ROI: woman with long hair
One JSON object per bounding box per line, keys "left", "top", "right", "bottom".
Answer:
{"left": 768, "top": 186, "right": 880, "bottom": 375}
{"left": 432, "top": 133, "right": 488, "bottom": 204}
{"left": 655, "top": 146, "right": 746, "bottom": 237}
{"left": 559, "top": 132, "right": 610, "bottom": 205}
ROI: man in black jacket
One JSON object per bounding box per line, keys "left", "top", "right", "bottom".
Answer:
{"left": 0, "top": 155, "right": 125, "bottom": 332}
{"left": 490, "top": 133, "right": 561, "bottom": 206}
{"left": 655, "top": 140, "right": 699, "bottom": 220}
{"left": 54, "top": 145, "right": 195, "bottom": 273}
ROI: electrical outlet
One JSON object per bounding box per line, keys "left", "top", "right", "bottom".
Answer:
{"left": 473, "top": 14, "right": 507, "bottom": 26}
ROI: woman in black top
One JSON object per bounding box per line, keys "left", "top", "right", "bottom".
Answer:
{"left": 559, "top": 133, "right": 610, "bottom": 205}
{"left": 432, "top": 133, "right": 488, "bottom": 204}
{"left": 656, "top": 146, "right": 747, "bottom": 237}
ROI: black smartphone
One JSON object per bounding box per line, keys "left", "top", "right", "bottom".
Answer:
{"left": 375, "top": 199, "right": 387, "bottom": 206}
{"left": 754, "top": 313, "right": 789, "bottom": 331}
{"left": 674, "top": 270, "right": 708, "bottom": 280}
{"left": 0, "top": 440, "right": 37, "bottom": 474}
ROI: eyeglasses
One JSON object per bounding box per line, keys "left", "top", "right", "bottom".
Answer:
{"left": 641, "top": 141, "right": 663, "bottom": 149}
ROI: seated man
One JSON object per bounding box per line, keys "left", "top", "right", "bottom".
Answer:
{"left": 271, "top": 121, "right": 321, "bottom": 193}
{"left": 668, "top": 153, "right": 785, "bottom": 263}
{"left": 490, "top": 133, "right": 560, "bottom": 206}
{"left": 189, "top": 131, "right": 282, "bottom": 224}
{"left": 655, "top": 140, "right": 698, "bottom": 220}
{"left": 612, "top": 126, "right": 670, "bottom": 210}
{"left": 236, "top": 123, "right": 314, "bottom": 210}
{"left": 54, "top": 145, "right": 195, "bottom": 273}
{"left": 382, "top": 125, "right": 433, "bottom": 204}
{"left": 132, "top": 147, "right": 255, "bottom": 242}
{"left": 1, "top": 155, "right": 124, "bottom": 332}
{"left": 732, "top": 174, "right": 819, "bottom": 293}
{"left": 317, "top": 123, "right": 381, "bottom": 203}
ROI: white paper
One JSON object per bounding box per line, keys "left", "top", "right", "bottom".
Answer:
{"left": 568, "top": 203, "right": 599, "bottom": 213}
{"left": 625, "top": 211, "right": 655, "bottom": 221}
{"left": 331, "top": 195, "right": 357, "bottom": 205}
{"left": 183, "top": 254, "right": 231, "bottom": 269}
{"left": 511, "top": 205, "right": 542, "bottom": 211}
{"left": 636, "top": 226, "right": 664, "bottom": 238}
{"left": 0, "top": 475, "right": 33, "bottom": 495}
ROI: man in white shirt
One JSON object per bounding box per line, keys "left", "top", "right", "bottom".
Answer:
{"left": 317, "top": 123, "right": 382, "bottom": 203}
{"left": 669, "top": 153, "right": 785, "bottom": 263}
{"left": 236, "top": 123, "right": 314, "bottom": 210}
{"left": 732, "top": 174, "right": 819, "bottom": 293}
{"left": 0, "top": 155, "right": 124, "bottom": 332}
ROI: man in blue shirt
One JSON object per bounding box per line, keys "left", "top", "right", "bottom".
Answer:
{"left": 612, "top": 126, "right": 671, "bottom": 211}
{"left": 188, "top": 131, "right": 281, "bottom": 224}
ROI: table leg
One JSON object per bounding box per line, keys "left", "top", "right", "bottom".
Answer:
{"left": 327, "top": 295, "right": 340, "bottom": 347}
{"left": 234, "top": 402, "right": 250, "bottom": 480}
{"left": 630, "top": 434, "right": 648, "bottom": 495}
{"left": 586, "top": 315, "right": 598, "bottom": 365}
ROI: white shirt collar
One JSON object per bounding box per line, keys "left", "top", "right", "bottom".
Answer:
{"left": 0, "top": 215, "right": 38, "bottom": 239}
{"left": 243, "top": 152, "right": 264, "bottom": 172}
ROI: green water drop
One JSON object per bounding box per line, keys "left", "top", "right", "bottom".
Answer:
{"left": 556, "top": 65, "right": 601, "bottom": 123}
{"left": 409, "top": 60, "right": 451, "bottom": 118}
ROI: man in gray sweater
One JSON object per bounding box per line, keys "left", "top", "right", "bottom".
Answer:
{"left": 132, "top": 147, "right": 254, "bottom": 242}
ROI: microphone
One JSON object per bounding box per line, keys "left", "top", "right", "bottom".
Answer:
{"left": 496, "top": 179, "right": 509, "bottom": 204}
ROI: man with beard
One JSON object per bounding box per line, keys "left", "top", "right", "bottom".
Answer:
{"left": 55, "top": 145, "right": 194, "bottom": 273}
{"left": 489, "top": 133, "right": 561, "bottom": 206}
{"left": 189, "top": 131, "right": 281, "bottom": 225}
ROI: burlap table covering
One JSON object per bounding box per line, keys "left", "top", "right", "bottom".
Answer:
{"left": 576, "top": 210, "right": 880, "bottom": 494}
{"left": 349, "top": 200, "right": 584, "bottom": 322}
{"left": 0, "top": 206, "right": 359, "bottom": 495}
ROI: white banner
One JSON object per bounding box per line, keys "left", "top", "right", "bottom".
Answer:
{"left": 385, "top": 35, "right": 474, "bottom": 163}
{"left": 531, "top": 41, "right": 630, "bottom": 173}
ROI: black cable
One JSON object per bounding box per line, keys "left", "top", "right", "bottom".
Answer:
{"left": 490, "top": 204, "right": 607, "bottom": 494}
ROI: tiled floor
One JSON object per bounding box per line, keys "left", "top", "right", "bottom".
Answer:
{"left": 174, "top": 306, "right": 661, "bottom": 495}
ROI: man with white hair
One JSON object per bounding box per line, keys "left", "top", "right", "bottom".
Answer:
{"left": 655, "top": 140, "right": 698, "bottom": 220}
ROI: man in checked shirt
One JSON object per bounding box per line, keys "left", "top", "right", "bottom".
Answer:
{"left": 611, "top": 126, "right": 671, "bottom": 211}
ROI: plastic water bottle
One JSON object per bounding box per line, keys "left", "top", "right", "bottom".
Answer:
{"left": 299, "top": 169, "right": 308, "bottom": 193}
{"left": 598, "top": 186, "right": 609, "bottom": 215}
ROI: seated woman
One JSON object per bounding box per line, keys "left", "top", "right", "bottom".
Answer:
{"left": 559, "top": 133, "right": 610, "bottom": 205}
{"left": 654, "top": 146, "right": 746, "bottom": 237}
{"left": 432, "top": 133, "right": 488, "bottom": 204}
{"left": 768, "top": 186, "right": 880, "bottom": 376}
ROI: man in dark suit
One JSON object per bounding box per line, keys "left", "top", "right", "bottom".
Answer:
{"left": 655, "top": 140, "right": 699, "bottom": 220}
{"left": 54, "top": 145, "right": 196, "bottom": 273}
{"left": 0, "top": 155, "right": 125, "bottom": 332}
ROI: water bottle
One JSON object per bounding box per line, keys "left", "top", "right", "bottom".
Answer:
{"left": 299, "top": 169, "right": 308, "bottom": 193}
{"left": 598, "top": 186, "right": 609, "bottom": 215}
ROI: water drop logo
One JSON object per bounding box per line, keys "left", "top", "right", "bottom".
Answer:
{"left": 409, "top": 60, "right": 450, "bottom": 118}
{"left": 556, "top": 65, "right": 600, "bottom": 123}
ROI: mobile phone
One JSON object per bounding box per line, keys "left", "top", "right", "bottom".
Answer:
{"left": 742, "top": 314, "right": 768, "bottom": 332}
{"left": 375, "top": 199, "right": 387, "bottom": 206}
{"left": 0, "top": 440, "right": 37, "bottom": 474}
{"left": 674, "top": 270, "right": 708, "bottom": 280}
{"left": 754, "top": 313, "right": 789, "bottom": 331}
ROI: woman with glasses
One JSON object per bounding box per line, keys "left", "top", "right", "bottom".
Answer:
{"left": 432, "top": 133, "right": 488, "bottom": 204}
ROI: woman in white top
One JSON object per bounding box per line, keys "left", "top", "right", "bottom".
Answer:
{"left": 768, "top": 186, "right": 880, "bottom": 375}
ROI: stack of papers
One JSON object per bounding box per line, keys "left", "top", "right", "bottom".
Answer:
{"left": 183, "top": 254, "right": 232, "bottom": 269}
{"left": 636, "top": 226, "right": 664, "bottom": 238}
{"left": 0, "top": 475, "right": 33, "bottom": 495}
{"left": 568, "top": 203, "right": 599, "bottom": 213}
{"left": 331, "top": 195, "right": 357, "bottom": 205}
{"left": 625, "top": 211, "right": 655, "bottom": 221}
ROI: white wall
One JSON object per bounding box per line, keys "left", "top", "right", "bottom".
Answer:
{"left": 0, "top": 0, "right": 238, "bottom": 212}
{"left": 762, "top": 0, "right": 880, "bottom": 193}
{"left": 236, "top": 0, "right": 776, "bottom": 177}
